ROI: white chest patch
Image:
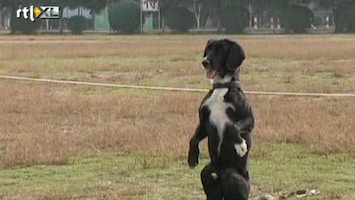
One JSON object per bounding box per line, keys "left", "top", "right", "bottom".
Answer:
{"left": 203, "top": 88, "right": 233, "bottom": 155}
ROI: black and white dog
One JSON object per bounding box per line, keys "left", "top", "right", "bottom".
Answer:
{"left": 188, "top": 39, "right": 255, "bottom": 200}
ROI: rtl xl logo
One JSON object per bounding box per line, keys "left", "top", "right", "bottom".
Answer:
{"left": 16, "top": 5, "right": 60, "bottom": 22}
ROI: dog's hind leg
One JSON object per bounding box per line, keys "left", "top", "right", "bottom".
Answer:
{"left": 201, "top": 163, "right": 223, "bottom": 200}
{"left": 221, "top": 168, "right": 250, "bottom": 200}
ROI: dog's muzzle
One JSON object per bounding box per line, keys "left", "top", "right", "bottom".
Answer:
{"left": 202, "top": 57, "right": 217, "bottom": 79}
{"left": 202, "top": 58, "right": 211, "bottom": 68}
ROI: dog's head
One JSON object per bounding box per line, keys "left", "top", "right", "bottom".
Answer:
{"left": 202, "top": 39, "right": 245, "bottom": 82}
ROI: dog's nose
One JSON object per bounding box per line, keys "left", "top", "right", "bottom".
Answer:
{"left": 202, "top": 58, "right": 210, "bottom": 68}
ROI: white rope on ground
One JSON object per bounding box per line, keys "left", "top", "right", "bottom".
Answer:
{"left": 0, "top": 75, "right": 209, "bottom": 93}
{"left": 1, "top": 75, "right": 355, "bottom": 98}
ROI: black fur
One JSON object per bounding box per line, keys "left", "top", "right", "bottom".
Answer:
{"left": 188, "top": 39, "right": 255, "bottom": 200}
{"left": 202, "top": 39, "right": 245, "bottom": 80}
{"left": 201, "top": 163, "right": 250, "bottom": 200}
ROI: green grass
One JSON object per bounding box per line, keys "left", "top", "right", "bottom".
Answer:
{"left": 0, "top": 153, "right": 204, "bottom": 199}
{"left": 0, "top": 143, "right": 354, "bottom": 199}
{"left": 251, "top": 143, "right": 355, "bottom": 199}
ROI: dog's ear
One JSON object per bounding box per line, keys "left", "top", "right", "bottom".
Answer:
{"left": 225, "top": 40, "right": 245, "bottom": 71}
{"left": 203, "top": 39, "right": 213, "bottom": 57}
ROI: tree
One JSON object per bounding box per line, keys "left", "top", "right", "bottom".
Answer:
{"left": 285, "top": 0, "right": 355, "bottom": 33}
{"left": 159, "top": 0, "right": 191, "bottom": 30}
{"left": 165, "top": 6, "right": 195, "bottom": 32}
{"left": 210, "top": 0, "right": 261, "bottom": 33}
{"left": 67, "top": 15, "right": 87, "bottom": 34}
{"left": 108, "top": 0, "right": 140, "bottom": 34}
{"left": 221, "top": 5, "right": 250, "bottom": 33}
{"left": 192, "top": 0, "right": 207, "bottom": 29}
{"left": 334, "top": 0, "right": 355, "bottom": 32}
{"left": 279, "top": 4, "right": 314, "bottom": 33}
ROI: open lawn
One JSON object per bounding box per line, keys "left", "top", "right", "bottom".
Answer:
{"left": 0, "top": 34, "right": 354, "bottom": 199}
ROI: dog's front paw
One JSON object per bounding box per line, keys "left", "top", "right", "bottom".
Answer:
{"left": 234, "top": 139, "right": 248, "bottom": 157}
{"left": 188, "top": 148, "right": 199, "bottom": 168}
{"left": 188, "top": 156, "right": 199, "bottom": 168}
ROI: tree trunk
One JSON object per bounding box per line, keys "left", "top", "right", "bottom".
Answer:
{"left": 0, "top": 9, "right": 5, "bottom": 29}
{"left": 216, "top": 0, "right": 222, "bottom": 33}
{"left": 193, "top": 2, "right": 202, "bottom": 29}
{"left": 59, "top": 8, "right": 64, "bottom": 34}
{"left": 91, "top": 12, "right": 95, "bottom": 30}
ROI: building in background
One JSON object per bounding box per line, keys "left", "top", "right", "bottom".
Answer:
{"left": 94, "top": 7, "right": 110, "bottom": 32}
{"left": 140, "top": 0, "right": 160, "bottom": 33}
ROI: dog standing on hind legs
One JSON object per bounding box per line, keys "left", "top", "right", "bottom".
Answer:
{"left": 187, "top": 39, "right": 255, "bottom": 200}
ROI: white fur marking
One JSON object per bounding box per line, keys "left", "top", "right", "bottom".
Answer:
{"left": 234, "top": 138, "right": 248, "bottom": 157}
{"left": 211, "top": 74, "right": 233, "bottom": 84}
{"left": 211, "top": 172, "right": 218, "bottom": 180}
{"left": 203, "top": 88, "right": 232, "bottom": 156}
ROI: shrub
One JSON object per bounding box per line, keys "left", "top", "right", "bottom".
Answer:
{"left": 221, "top": 6, "right": 250, "bottom": 34}
{"left": 313, "top": 15, "right": 324, "bottom": 27}
{"left": 108, "top": 0, "right": 140, "bottom": 34}
{"left": 67, "top": 16, "right": 87, "bottom": 34}
{"left": 165, "top": 7, "right": 194, "bottom": 33}
{"left": 334, "top": 2, "right": 355, "bottom": 33}
{"left": 10, "top": 8, "right": 40, "bottom": 34}
{"left": 278, "top": 4, "right": 313, "bottom": 33}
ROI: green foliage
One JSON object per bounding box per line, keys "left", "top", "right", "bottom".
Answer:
{"left": 10, "top": 8, "right": 40, "bottom": 34}
{"left": 67, "top": 16, "right": 87, "bottom": 34}
{"left": 313, "top": 14, "right": 324, "bottom": 26}
{"left": 159, "top": 0, "right": 191, "bottom": 11}
{"left": 278, "top": 4, "right": 314, "bottom": 33}
{"left": 221, "top": 5, "right": 250, "bottom": 34}
{"left": 334, "top": 1, "right": 355, "bottom": 33}
{"left": 108, "top": 0, "right": 140, "bottom": 34}
{"left": 165, "top": 7, "right": 194, "bottom": 33}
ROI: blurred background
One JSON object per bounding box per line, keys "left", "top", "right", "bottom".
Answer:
{"left": 0, "top": 0, "right": 354, "bottom": 35}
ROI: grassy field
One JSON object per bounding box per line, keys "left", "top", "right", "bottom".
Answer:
{"left": 0, "top": 34, "right": 354, "bottom": 199}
